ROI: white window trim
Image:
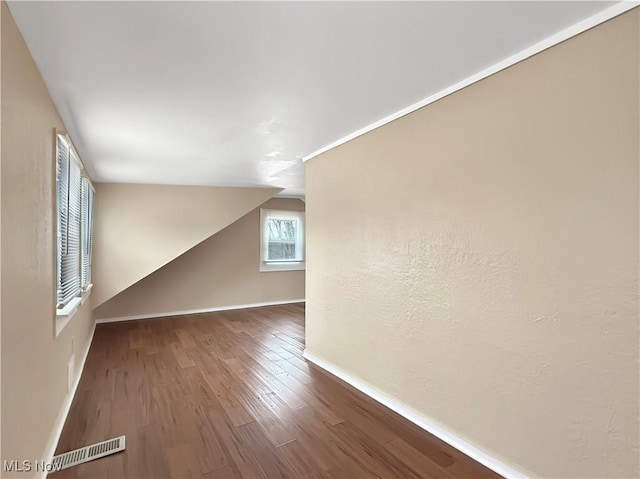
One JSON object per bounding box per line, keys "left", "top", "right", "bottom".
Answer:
{"left": 56, "top": 284, "right": 93, "bottom": 337}
{"left": 55, "top": 284, "right": 93, "bottom": 337}
{"left": 55, "top": 297, "right": 80, "bottom": 337}
{"left": 260, "top": 208, "right": 305, "bottom": 272}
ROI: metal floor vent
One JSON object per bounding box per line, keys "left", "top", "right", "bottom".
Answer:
{"left": 52, "top": 436, "right": 125, "bottom": 470}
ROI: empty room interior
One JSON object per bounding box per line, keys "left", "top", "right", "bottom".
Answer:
{"left": 1, "top": 1, "right": 639, "bottom": 478}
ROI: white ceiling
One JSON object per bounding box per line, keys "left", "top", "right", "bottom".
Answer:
{"left": 9, "top": 1, "right": 618, "bottom": 197}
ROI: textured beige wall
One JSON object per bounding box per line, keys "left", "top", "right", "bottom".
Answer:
{"left": 0, "top": 1, "right": 4, "bottom": 464}
{"left": 1, "top": 3, "right": 94, "bottom": 474}
{"left": 305, "top": 10, "right": 639, "bottom": 479}
{"left": 95, "top": 198, "right": 305, "bottom": 320}
{"left": 0, "top": 0, "right": 4, "bottom": 464}
{"left": 91, "top": 183, "right": 280, "bottom": 308}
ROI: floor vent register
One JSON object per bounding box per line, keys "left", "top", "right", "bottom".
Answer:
{"left": 52, "top": 435, "right": 126, "bottom": 470}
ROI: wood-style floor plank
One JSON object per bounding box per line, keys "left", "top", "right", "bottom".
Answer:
{"left": 51, "top": 303, "right": 501, "bottom": 479}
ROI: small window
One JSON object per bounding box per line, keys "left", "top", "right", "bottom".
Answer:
{"left": 260, "top": 209, "right": 305, "bottom": 272}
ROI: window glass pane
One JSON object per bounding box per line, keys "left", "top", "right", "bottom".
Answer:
{"left": 267, "top": 218, "right": 298, "bottom": 260}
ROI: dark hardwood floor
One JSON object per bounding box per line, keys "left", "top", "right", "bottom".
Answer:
{"left": 51, "top": 303, "right": 500, "bottom": 479}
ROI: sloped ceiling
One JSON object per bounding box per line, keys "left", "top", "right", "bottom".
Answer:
{"left": 95, "top": 198, "right": 305, "bottom": 320}
{"left": 8, "top": 1, "right": 618, "bottom": 197}
{"left": 91, "top": 184, "right": 280, "bottom": 307}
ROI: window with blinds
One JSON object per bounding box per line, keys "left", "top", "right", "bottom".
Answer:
{"left": 56, "top": 134, "right": 94, "bottom": 310}
{"left": 81, "top": 177, "right": 94, "bottom": 288}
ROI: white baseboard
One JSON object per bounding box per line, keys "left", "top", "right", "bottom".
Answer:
{"left": 39, "top": 321, "right": 97, "bottom": 478}
{"left": 96, "top": 299, "right": 306, "bottom": 324}
{"left": 302, "top": 350, "right": 532, "bottom": 479}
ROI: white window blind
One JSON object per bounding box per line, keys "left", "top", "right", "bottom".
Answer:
{"left": 56, "top": 134, "right": 93, "bottom": 308}
{"left": 56, "top": 136, "right": 69, "bottom": 306}
{"left": 81, "top": 177, "right": 94, "bottom": 289}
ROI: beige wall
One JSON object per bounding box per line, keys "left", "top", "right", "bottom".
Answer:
{"left": 1, "top": 3, "right": 95, "bottom": 474}
{"left": 91, "top": 183, "right": 280, "bottom": 308}
{"left": 1, "top": 0, "right": 4, "bottom": 464}
{"left": 305, "top": 10, "right": 639, "bottom": 479}
{"left": 96, "top": 198, "right": 305, "bottom": 320}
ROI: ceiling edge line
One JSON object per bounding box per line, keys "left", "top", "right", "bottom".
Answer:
{"left": 302, "top": 1, "right": 638, "bottom": 163}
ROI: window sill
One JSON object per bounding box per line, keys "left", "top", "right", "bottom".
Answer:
{"left": 81, "top": 283, "right": 93, "bottom": 305}
{"left": 56, "top": 297, "right": 81, "bottom": 336}
{"left": 260, "top": 261, "right": 305, "bottom": 273}
{"left": 55, "top": 285, "right": 92, "bottom": 337}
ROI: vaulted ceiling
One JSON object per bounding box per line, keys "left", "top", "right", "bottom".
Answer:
{"left": 9, "top": 1, "right": 617, "bottom": 197}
